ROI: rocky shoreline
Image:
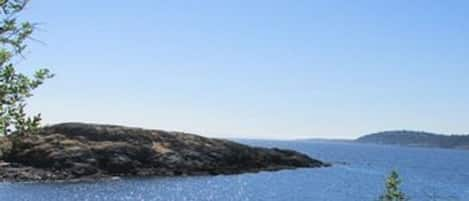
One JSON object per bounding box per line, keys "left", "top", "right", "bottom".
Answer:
{"left": 0, "top": 123, "right": 328, "bottom": 182}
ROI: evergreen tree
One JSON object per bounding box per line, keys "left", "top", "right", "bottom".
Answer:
{"left": 379, "top": 170, "right": 409, "bottom": 201}
{"left": 0, "top": 0, "right": 53, "bottom": 135}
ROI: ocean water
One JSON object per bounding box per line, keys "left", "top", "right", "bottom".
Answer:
{"left": 1, "top": 140, "right": 468, "bottom": 201}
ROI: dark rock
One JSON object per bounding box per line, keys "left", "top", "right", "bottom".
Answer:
{"left": 0, "top": 122, "right": 328, "bottom": 182}
{"left": 69, "top": 162, "right": 98, "bottom": 176}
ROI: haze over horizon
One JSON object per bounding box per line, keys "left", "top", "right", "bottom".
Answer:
{"left": 18, "top": 0, "right": 469, "bottom": 139}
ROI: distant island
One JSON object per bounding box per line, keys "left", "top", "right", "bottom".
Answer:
{"left": 356, "top": 130, "right": 469, "bottom": 150}
{"left": 0, "top": 123, "right": 327, "bottom": 182}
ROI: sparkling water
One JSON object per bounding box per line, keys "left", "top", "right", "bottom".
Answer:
{"left": 1, "top": 140, "right": 468, "bottom": 201}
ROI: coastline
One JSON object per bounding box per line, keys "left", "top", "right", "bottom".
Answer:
{"left": 0, "top": 123, "right": 328, "bottom": 182}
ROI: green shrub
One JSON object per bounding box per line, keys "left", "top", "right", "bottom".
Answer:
{"left": 0, "top": 0, "right": 53, "bottom": 136}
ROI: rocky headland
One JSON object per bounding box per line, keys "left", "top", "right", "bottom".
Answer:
{"left": 0, "top": 123, "right": 328, "bottom": 182}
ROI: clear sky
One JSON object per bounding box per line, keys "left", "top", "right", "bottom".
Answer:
{"left": 17, "top": 0, "right": 469, "bottom": 139}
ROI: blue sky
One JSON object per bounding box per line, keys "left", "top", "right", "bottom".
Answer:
{"left": 17, "top": 0, "right": 469, "bottom": 139}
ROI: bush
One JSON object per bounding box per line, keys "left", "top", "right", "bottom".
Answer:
{"left": 0, "top": 0, "right": 53, "bottom": 136}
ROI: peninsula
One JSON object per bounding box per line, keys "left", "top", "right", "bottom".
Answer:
{"left": 0, "top": 123, "right": 327, "bottom": 182}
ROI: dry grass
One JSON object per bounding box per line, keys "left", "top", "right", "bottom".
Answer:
{"left": 0, "top": 137, "right": 12, "bottom": 159}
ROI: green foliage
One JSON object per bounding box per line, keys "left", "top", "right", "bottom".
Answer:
{"left": 379, "top": 170, "right": 409, "bottom": 201}
{"left": 0, "top": 0, "right": 53, "bottom": 136}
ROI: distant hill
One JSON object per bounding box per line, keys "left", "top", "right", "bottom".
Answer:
{"left": 302, "top": 138, "right": 353, "bottom": 143}
{"left": 356, "top": 130, "right": 469, "bottom": 150}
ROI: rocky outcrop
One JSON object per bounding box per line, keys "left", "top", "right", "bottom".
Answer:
{"left": 0, "top": 123, "right": 327, "bottom": 182}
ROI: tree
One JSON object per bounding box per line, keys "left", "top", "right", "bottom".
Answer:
{"left": 0, "top": 0, "right": 53, "bottom": 136}
{"left": 379, "top": 170, "right": 409, "bottom": 201}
